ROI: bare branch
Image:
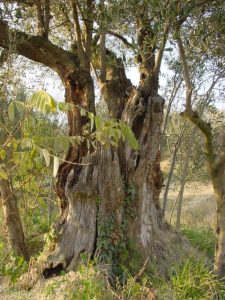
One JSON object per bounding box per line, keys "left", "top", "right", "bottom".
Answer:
{"left": 99, "top": 0, "right": 106, "bottom": 82}
{"left": 36, "top": 0, "right": 45, "bottom": 36}
{"left": 176, "top": 27, "right": 193, "bottom": 113}
{"left": 106, "top": 31, "right": 134, "bottom": 48}
{"left": 84, "top": 0, "right": 94, "bottom": 65}
{"left": 71, "top": 0, "right": 85, "bottom": 66}
{"left": 154, "top": 23, "right": 169, "bottom": 78}
{"left": 44, "top": 0, "right": 51, "bottom": 38}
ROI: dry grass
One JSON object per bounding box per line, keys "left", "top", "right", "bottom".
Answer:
{"left": 161, "top": 181, "right": 216, "bottom": 228}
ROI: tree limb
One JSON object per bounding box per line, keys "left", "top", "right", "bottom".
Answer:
{"left": 154, "top": 23, "right": 169, "bottom": 78}
{"left": 0, "top": 20, "right": 79, "bottom": 79}
{"left": 176, "top": 25, "right": 215, "bottom": 163}
{"left": 176, "top": 27, "right": 193, "bottom": 113}
{"left": 84, "top": 0, "right": 94, "bottom": 66}
{"left": 106, "top": 31, "right": 134, "bottom": 48}
{"left": 71, "top": 0, "right": 86, "bottom": 66}
{"left": 99, "top": 0, "right": 106, "bottom": 82}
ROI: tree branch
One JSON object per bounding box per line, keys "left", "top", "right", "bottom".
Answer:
{"left": 176, "top": 25, "right": 215, "bottom": 163}
{"left": 36, "top": 0, "right": 45, "bottom": 36}
{"left": 84, "top": 0, "right": 94, "bottom": 66}
{"left": 44, "top": 0, "right": 51, "bottom": 38}
{"left": 71, "top": 0, "right": 85, "bottom": 66}
{"left": 154, "top": 23, "right": 169, "bottom": 78}
{"left": 176, "top": 27, "right": 193, "bottom": 113}
{"left": 0, "top": 20, "right": 79, "bottom": 79}
{"left": 106, "top": 31, "right": 134, "bottom": 48}
{"left": 99, "top": 0, "right": 106, "bottom": 82}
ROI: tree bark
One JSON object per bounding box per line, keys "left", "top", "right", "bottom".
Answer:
{"left": 211, "top": 153, "right": 225, "bottom": 276}
{"left": 0, "top": 178, "right": 29, "bottom": 260}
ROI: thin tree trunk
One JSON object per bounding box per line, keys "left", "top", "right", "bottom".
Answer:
{"left": 162, "top": 123, "right": 187, "bottom": 216}
{"left": 214, "top": 192, "right": 225, "bottom": 276}
{"left": 176, "top": 26, "right": 225, "bottom": 276}
{"left": 175, "top": 128, "right": 196, "bottom": 230}
{"left": 162, "top": 140, "right": 180, "bottom": 216}
{"left": 211, "top": 156, "right": 225, "bottom": 276}
{"left": 0, "top": 178, "right": 29, "bottom": 260}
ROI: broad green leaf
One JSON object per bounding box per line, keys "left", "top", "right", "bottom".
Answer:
{"left": 8, "top": 102, "right": 15, "bottom": 121}
{"left": 0, "top": 167, "right": 8, "bottom": 180}
{"left": 15, "top": 101, "right": 24, "bottom": 113}
{"left": 53, "top": 156, "right": 60, "bottom": 177}
{"left": 95, "top": 115, "right": 102, "bottom": 130}
{"left": 120, "top": 122, "right": 139, "bottom": 150}
{"left": 80, "top": 108, "right": 86, "bottom": 116}
{"left": 42, "top": 149, "right": 51, "bottom": 167}
{"left": 88, "top": 112, "right": 95, "bottom": 131}
{"left": 30, "top": 90, "right": 57, "bottom": 113}
{"left": 0, "top": 150, "right": 6, "bottom": 160}
{"left": 58, "top": 102, "right": 65, "bottom": 112}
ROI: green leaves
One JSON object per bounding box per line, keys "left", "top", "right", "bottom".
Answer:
{"left": 94, "top": 117, "right": 139, "bottom": 150}
{"left": 120, "top": 122, "right": 139, "bottom": 150}
{"left": 8, "top": 102, "right": 15, "bottom": 121}
{"left": 30, "top": 90, "right": 57, "bottom": 113}
{"left": 0, "top": 167, "right": 8, "bottom": 180}
{"left": 0, "top": 150, "right": 6, "bottom": 160}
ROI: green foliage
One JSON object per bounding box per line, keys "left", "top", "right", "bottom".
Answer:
{"left": 0, "top": 247, "right": 28, "bottom": 283}
{"left": 182, "top": 226, "right": 216, "bottom": 258}
{"left": 169, "top": 257, "right": 225, "bottom": 300}
{"left": 96, "top": 186, "right": 142, "bottom": 281}
{"left": 70, "top": 260, "right": 107, "bottom": 300}
{"left": 30, "top": 90, "right": 57, "bottom": 114}
{"left": 97, "top": 213, "right": 122, "bottom": 265}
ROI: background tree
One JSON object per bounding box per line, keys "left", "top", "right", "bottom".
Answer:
{"left": 175, "top": 2, "right": 225, "bottom": 275}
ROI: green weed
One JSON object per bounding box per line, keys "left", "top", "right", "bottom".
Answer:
{"left": 182, "top": 226, "right": 216, "bottom": 258}
{"left": 169, "top": 257, "right": 225, "bottom": 300}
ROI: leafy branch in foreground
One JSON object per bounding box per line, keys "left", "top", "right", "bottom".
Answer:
{"left": 0, "top": 90, "right": 139, "bottom": 180}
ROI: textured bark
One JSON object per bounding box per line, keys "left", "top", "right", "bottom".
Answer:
{"left": 0, "top": 178, "right": 29, "bottom": 260}
{"left": 211, "top": 148, "right": 225, "bottom": 276}
{"left": 214, "top": 193, "right": 225, "bottom": 276}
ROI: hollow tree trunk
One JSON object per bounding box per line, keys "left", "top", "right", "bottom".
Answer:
{"left": 0, "top": 20, "right": 187, "bottom": 280}
{"left": 43, "top": 36, "right": 186, "bottom": 279}
{"left": 0, "top": 178, "right": 29, "bottom": 260}
{"left": 43, "top": 71, "right": 184, "bottom": 279}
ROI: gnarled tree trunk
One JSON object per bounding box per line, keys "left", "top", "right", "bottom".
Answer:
{"left": 0, "top": 18, "right": 186, "bottom": 282}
